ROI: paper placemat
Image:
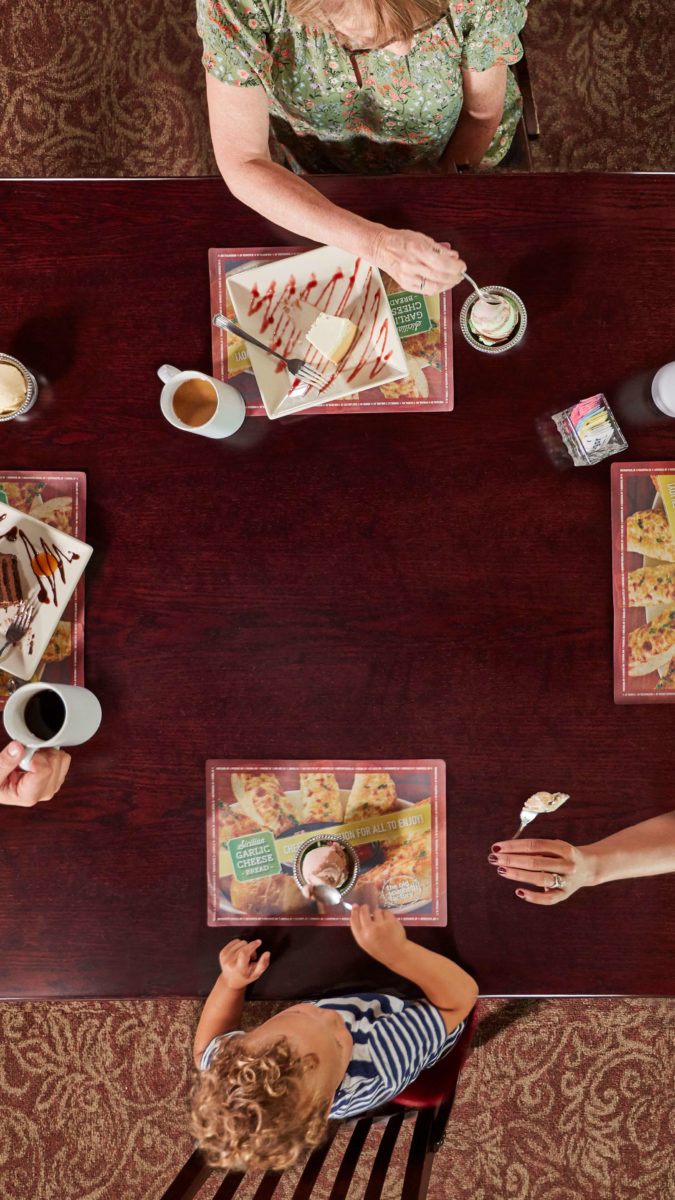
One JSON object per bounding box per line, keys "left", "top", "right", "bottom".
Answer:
{"left": 209, "top": 247, "right": 453, "bottom": 415}
{"left": 207, "top": 759, "right": 446, "bottom": 926}
{"left": 0, "top": 472, "right": 87, "bottom": 708}
{"left": 611, "top": 462, "right": 675, "bottom": 702}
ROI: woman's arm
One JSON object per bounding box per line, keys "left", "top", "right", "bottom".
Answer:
{"left": 193, "top": 939, "right": 270, "bottom": 1068}
{"left": 350, "top": 905, "right": 478, "bottom": 1032}
{"left": 206, "top": 73, "right": 466, "bottom": 294}
{"left": 490, "top": 810, "right": 675, "bottom": 905}
{"left": 441, "top": 63, "right": 507, "bottom": 168}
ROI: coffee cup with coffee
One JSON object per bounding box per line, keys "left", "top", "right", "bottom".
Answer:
{"left": 3, "top": 682, "right": 102, "bottom": 770}
{"left": 0, "top": 354, "right": 39, "bottom": 422}
{"left": 158, "top": 365, "right": 245, "bottom": 439}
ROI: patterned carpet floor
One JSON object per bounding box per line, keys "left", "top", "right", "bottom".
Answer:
{"left": 1, "top": 0, "right": 674, "bottom": 175}
{"left": 1, "top": 996, "right": 673, "bottom": 1200}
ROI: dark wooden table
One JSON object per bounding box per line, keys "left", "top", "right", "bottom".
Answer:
{"left": 1, "top": 174, "right": 674, "bottom": 1000}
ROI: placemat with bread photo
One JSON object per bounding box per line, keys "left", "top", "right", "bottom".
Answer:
{"left": 206, "top": 760, "right": 446, "bottom": 926}
{"left": 0, "top": 471, "right": 87, "bottom": 709}
{"left": 209, "top": 248, "right": 453, "bottom": 417}
{"left": 612, "top": 462, "right": 675, "bottom": 702}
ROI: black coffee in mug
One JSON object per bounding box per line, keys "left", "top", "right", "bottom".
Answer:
{"left": 24, "top": 691, "right": 66, "bottom": 741}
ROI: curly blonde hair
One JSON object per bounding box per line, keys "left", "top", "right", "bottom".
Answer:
{"left": 287, "top": 0, "right": 449, "bottom": 42}
{"left": 190, "top": 1035, "right": 332, "bottom": 1172}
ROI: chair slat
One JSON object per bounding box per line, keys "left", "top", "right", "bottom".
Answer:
{"left": 400, "top": 1108, "right": 436, "bottom": 1200}
{"left": 160, "top": 1150, "right": 212, "bottom": 1200}
{"left": 250, "top": 1170, "right": 284, "bottom": 1200}
{"left": 327, "top": 1118, "right": 373, "bottom": 1200}
{"left": 292, "top": 1127, "right": 339, "bottom": 1200}
{"left": 362, "top": 1111, "right": 405, "bottom": 1200}
{"left": 213, "top": 1170, "right": 248, "bottom": 1199}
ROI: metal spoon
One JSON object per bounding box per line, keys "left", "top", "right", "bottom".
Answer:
{"left": 310, "top": 884, "right": 353, "bottom": 909}
{"left": 462, "top": 272, "right": 501, "bottom": 306}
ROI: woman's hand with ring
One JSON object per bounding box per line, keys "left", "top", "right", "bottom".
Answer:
{"left": 370, "top": 226, "right": 466, "bottom": 294}
{"left": 487, "top": 838, "right": 597, "bottom": 905}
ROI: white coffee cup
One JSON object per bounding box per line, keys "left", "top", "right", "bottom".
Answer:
{"left": 158, "top": 365, "right": 245, "bottom": 439}
{"left": 3, "top": 683, "right": 102, "bottom": 770}
{"left": 652, "top": 362, "right": 675, "bottom": 418}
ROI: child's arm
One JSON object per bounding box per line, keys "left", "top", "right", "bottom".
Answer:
{"left": 193, "top": 939, "right": 270, "bottom": 1068}
{"left": 350, "top": 906, "right": 478, "bottom": 1033}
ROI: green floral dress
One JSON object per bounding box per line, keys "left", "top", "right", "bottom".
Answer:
{"left": 196, "top": 0, "right": 528, "bottom": 172}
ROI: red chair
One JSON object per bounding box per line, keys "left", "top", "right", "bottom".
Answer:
{"left": 159, "top": 1006, "right": 478, "bottom": 1200}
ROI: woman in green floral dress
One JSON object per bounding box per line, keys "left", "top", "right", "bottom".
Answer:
{"left": 197, "top": 0, "right": 528, "bottom": 292}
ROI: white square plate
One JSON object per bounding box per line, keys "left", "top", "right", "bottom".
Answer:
{"left": 226, "top": 247, "right": 408, "bottom": 418}
{"left": 0, "top": 502, "right": 92, "bottom": 680}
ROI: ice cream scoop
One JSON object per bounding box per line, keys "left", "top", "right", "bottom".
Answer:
{"left": 513, "top": 791, "right": 570, "bottom": 838}
{"left": 0, "top": 362, "right": 27, "bottom": 415}
{"left": 469, "top": 295, "right": 519, "bottom": 345}
{"left": 300, "top": 842, "right": 349, "bottom": 898}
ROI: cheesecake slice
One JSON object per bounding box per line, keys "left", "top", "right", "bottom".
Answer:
{"left": 305, "top": 312, "right": 357, "bottom": 365}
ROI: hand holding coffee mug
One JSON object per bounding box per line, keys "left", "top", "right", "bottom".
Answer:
{"left": 158, "top": 365, "right": 245, "bottom": 439}
{"left": 3, "top": 683, "right": 102, "bottom": 772}
{"left": 0, "top": 742, "right": 71, "bottom": 807}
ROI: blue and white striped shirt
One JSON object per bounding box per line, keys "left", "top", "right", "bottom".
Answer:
{"left": 200, "top": 992, "right": 464, "bottom": 1119}
{"left": 315, "top": 993, "right": 464, "bottom": 1118}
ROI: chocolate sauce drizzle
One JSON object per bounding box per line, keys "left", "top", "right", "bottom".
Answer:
{"left": 0, "top": 526, "right": 79, "bottom": 605}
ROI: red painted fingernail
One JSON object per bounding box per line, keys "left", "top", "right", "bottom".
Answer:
{"left": 492, "top": 845, "right": 502, "bottom": 852}
{"left": 488, "top": 854, "right": 498, "bottom": 863}
{"left": 498, "top": 867, "right": 507, "bottom": 875}
{"left": 516, "top": 889, "right": 525, "bottom": 898}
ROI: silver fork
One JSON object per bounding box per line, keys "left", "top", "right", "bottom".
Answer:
{"left": 0, "top": 600, "right": 37, "bottom": 657}
{"left": 213, "top": 314, "right": 327, "bottom": 389}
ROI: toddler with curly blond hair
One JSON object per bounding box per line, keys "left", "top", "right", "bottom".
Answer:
{"left": 191, "top": 905, "right": 478, "bottom": 1172}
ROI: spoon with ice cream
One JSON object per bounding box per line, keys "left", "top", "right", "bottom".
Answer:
{"left": 512, "top": 791, "right": 570, "bottom": 839}
{"left": 309, "top": 883, "right": 354, "bottom": 909}
{"left": 462, "top": 272, "right": 501, "bottom": 306}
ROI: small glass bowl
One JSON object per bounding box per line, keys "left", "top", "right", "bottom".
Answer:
{"left": 0, "top": 354, "right": 39, "bottom": 421}
{"left": 459, "top": 286, "right": 527, "bottom": 355}
{"left": 293, "top": 833, "right": 360, "bottom": 899}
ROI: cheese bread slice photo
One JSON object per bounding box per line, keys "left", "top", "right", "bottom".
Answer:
{"left": 230, "top": 771, "right": 297, "bottom": 836}
{"left": 628, "top": 608, "right": 675, "bottom": 676}
{"left": 218, "top": 803, "right": 261, "bottom": 841}
{"left": 626, "top": 563, "right": 675, "bottom": 607}
{"left": 626, "top": 510, "right": 675, "bottom": 562}
{"left": 343, "top": 772, "right": 397, "bottom": 822}
{"left": 299, "top": 772, "right": 343, "bottom": 824}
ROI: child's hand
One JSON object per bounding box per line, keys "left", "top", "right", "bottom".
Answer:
{"left": 219, "top": 939, "right": 270, "bottom": 989}
{"left": 349, "top": 904, "right": 408, "bottom": 967}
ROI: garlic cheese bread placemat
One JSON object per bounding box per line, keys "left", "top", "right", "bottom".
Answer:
{"left": 612, "top": 462, "right": 675, "bottom": 702}
{"left": 0, "top": 471, "right": 87, "bottom": 708}
{"left": 207, "top": 760, "right": 446, "bottom": 926}
{"left": 209, "top": 247, "right": 453, "bottom": 416}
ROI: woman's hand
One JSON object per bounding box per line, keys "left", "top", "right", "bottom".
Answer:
{"left": 350, "top": 903, "right": 408, "bottom": 964}
{"left": 370, "top": 228, "right": 466, "bottom": 295}
{"left": 219, "top": 939, "right": 270, "bottom": 989}
{"left": 488, "top": 839, "right": 597, "bottom": 905}
{"left": 0, "top": 742, "right": 71, "bottom": 807}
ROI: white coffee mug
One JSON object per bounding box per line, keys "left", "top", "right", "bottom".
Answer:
{"left": 158, "top": 365, "right": 245, "bottom": 439}
{"left": 3, "top": 683, "right": 102, "bottom": 770}
{"left": 652, "top": 362, "right": 675, "bottom": 418}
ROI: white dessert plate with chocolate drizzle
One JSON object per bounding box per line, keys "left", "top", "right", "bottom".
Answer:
{"left": 0, "top": 501, "right": 92, "bottom": 680}
{"left": 225, "top": 247, "right": 408, "bottom": 418}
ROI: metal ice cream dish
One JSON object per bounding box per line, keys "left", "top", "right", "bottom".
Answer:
{"left": 293, "top": 833, "right": 360, "bottom": 900}
{"left": 459, "top": 286, "right": 527, "bottom": 355}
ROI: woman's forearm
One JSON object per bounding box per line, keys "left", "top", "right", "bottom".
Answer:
{"left": 583, "top": 811, "right": 675, "bottom": 887}
{"left": 222, "top": 155, "right": 383, "bottom": 260}
{"left": 393, "top": 942, "right": 478, "bottom": 1024}
{"left": 442, "top": 109, "right": 501, "bottom": 167}
{"left": 193, "top": 976, "right": 246, "bottom": 1067}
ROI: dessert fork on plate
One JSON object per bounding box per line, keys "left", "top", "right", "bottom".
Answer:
{"left": 213, "top": 314, "right": 327, "bottom": 389}
{"left": 0, "top": 600, "right": 37, "bottom": 658}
